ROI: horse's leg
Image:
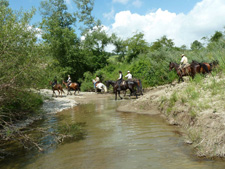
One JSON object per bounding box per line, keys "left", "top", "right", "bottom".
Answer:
{"left": 118, "top": 90, "right": 123, "bottom": 99}
{"left": 52, "top": 89, "right": 55, "bottom": 97}
{"left": 115, "top": 91, "right": 117, "bottom": 100}
{"left": 129, "top": 89, "right": 132, "bottom": 99}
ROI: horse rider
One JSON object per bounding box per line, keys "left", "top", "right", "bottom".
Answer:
{"left": 117, "top": 71, "right": 123, "bottom": 90}
{"left": 52, "top": 76, "right": 57, "bottom": 87}
{"left": 125, "top": 71, "right": 132, "bottom": 80}
{"left": 179, "top": 54, "right": 189, "bottom": 73}
{"left": 94, "top": 75, "right": 100, "bottom": 92}
{"left": 67, "top": 75, "right": 71, "bottom": 88}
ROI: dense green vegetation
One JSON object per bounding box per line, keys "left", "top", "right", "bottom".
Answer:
{"left": 0, "top": 0, "right": 224, "bottom": 153}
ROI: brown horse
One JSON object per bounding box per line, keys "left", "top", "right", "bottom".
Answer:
{"left": 169, "top": 62, "right": 194, "bottom": 82}
{"left": 191, "top": 60, "right": 210, "bottom": 74}
{"left": 63, "top": 81, "right": 80, "bottom": 95}
{"left": 49, "top": 81, "right": 64, "bottom": 97}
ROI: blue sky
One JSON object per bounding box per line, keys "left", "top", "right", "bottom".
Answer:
{"left": 8, "top": 0, "right": 201, "bottom": 25}
{"left": 8, "top": 0, "right": 225, "bottom": 48}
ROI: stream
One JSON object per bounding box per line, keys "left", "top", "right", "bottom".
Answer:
{"left": 1, "top": 96, "right": 224, "bottom": 169}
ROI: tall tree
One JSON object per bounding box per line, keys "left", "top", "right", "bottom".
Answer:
{"left": 111, "top": 33, "right": 127, "bottom": 62}
{"left": 191, "top": 40, "right": 203, "bottom": 50}
{"left": 126, "top": 32, "right": 149, "bottom": 62}
{"left": 40, "top": 0, "right": 87, "bottom": 80}
{"left": 80, "top": 26, "right": 111, "bottom": 71}
{"left": 150, "top": 35, "right": 175, "bottom": 51}
{"left": 210, "top": 31, "right": 223, "bottom": 42}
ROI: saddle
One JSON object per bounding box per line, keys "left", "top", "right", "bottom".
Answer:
{"left": 181, "top": 65, "right": 190, "bottom": 75}
{"left": 122, "top": 81, "right": 126, "bottom": 85}
{"left": 127, "top": 81, "right": 134, "bottom": 85}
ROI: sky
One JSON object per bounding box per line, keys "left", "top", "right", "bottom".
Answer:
{"left": 8, "top": 0, "right": 225, "bottom": 48}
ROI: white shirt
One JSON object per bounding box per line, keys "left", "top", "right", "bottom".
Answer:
{"left": 125, "top": 73, "right": 132, "bottom": 79}
{"left": 118, "top": 73, "right": 122, "bottom": 80}
{"left": 67, "top": 77, "right": 71, "bottom": 83}
{"left": 180, "top": 56, "right": 188, "bottom": 64}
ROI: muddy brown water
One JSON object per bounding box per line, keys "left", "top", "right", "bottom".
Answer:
{"left": 1, "top": 96, "right": 225, "bottom": 169}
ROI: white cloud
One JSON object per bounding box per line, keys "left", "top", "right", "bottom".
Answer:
{"left": 132, "top": 0, "right": 142, "bottom": 8}
{"left": 103, "top": 8, "right": 115, "bottom": 20}
{"left": 105, "top": 0, "right": 225, "bottom": 48}
{"left": 113, "top": 0, "right": 130, "bottom": 5}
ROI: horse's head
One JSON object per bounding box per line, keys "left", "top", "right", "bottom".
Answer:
{"left": 62, "top": 80, "right": 66, "bottom": 85}
{"left": 105, "top": 80, "right": 111, "bottom": 88}
{"left": 169, "top": 62, "right": 175, "bottom": 71}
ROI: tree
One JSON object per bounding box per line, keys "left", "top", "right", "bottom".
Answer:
{"left": 191, "top": 40, "right": 203, "bottom": 50}
{"left": 0, "top": 0, "right": 48, "bottom": 152}
{"left": 111, "top": 33, "right": 127, "bottom": 62}
{"left": 73, "top": 0, "right": 100, "bottom": 33}
{"left": 80, "top": 26, "right": 111, "bottom": 71}
{"left": 210, "top": 31, "right": 223, "bottom": 42}
{"left": 40, "top": 0, "right": 88, "bottom": 80}
{"left": 150, "top": 35, "right": 174, "bottom": 51}
{"left": 126, "top": 32, "right": 149, "bottom": 62}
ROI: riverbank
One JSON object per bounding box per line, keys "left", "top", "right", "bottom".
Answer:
{"left": 39, "top": 89, "right": 113, "bottom": 114}
{"left": 117, "top": 74, "right": 225, "bottom": 158}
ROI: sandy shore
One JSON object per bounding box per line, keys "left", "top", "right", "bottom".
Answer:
{"left": 39, "top": 89, "right": 113, "bottom": 114}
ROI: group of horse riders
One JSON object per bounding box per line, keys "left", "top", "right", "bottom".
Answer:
{"left": 52, "top": 75, "right": 72, "bottom": 88}
{"left": 94, "top": 70, "right": 133, "bottom": 91}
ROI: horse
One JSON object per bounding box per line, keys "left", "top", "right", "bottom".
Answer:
{"left": 113, "top": 80, "right": 139, "bottom": 100}
{"left": 191, "top": 60, "right": 210, "bottom": 74}
{"left": 92, "top": 80, "right": 107, "bottom": 93}
{"left": 210, "top": 60, "right": 219, "bottom": 70}
{"left": 169, "top": 62, "right": 195, "bottom": 83}
{"left": 63, "top": 81, "right": 80, "bottom": 95}
{"left": 132, "top": 79, "right": 143, "bottom": 95}
{"left": 105, "top": 79, "right": 143, "bottom": 96}
{"left": 105, "top": 80, "right": 116, "bottom": 92}
{"left": 49, "top": 81, "right": 65, "bottom": 97}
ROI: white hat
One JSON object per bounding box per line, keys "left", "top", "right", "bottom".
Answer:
{"left": 181, "top": 54, "right": 185, "bottom": 56}
{"left": 127, "top": 71, "right": 130, "bottom": 73}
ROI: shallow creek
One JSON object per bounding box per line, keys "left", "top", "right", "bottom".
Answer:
{"left": 1, "top": 96, "right": 224, "bottom": 169}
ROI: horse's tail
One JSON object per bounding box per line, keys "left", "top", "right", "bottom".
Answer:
{"left": 133, "top": 80, "right": 139, "bottom": 92}
{"left": 102, "top": 84, "right": 107, "bottom": 93}
{"left": 138, "top": 79, "right": 143, "bottom": 95}
{"left": 77, "top": 83, "right": 81, "bottom": 93}
{"left": 200, "top": 63, "right": 209, "bottom": 73}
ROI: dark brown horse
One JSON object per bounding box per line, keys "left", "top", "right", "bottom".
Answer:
{"left": 63, "top": 81, "right": 80, "bottom": 95}
{"left": 106, "top": 79, "right": 143, "bottom": 97}
{"left": 113, "top": 80, "right": 139, "bottom": 100}
{"left": 169, "top": 62, "right": 194, "bottom": 82}
{"left": 132, "top": 79, "right": 143, "bottom": 95}
{"left": 49, "top": 81, "right": 64, "bottom": 97}
{"left": 105, "top": 80, "right": 116, "bottom": 92}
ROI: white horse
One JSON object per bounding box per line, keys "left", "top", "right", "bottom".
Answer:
{"left": 92, "top": 79, "right": 107, "bottom": 93}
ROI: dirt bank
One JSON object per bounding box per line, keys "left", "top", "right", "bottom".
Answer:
{"left": 117, "top": 75, "right": 225, "bottom": 158}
